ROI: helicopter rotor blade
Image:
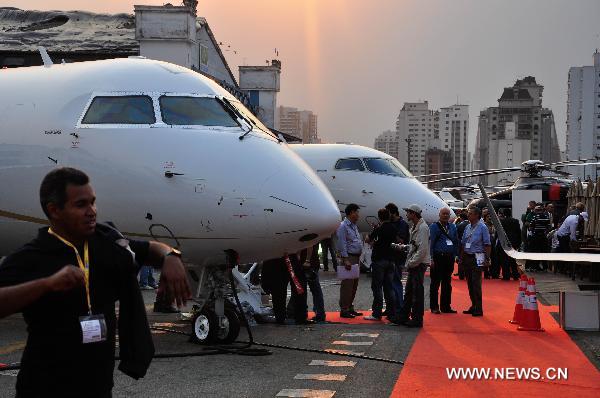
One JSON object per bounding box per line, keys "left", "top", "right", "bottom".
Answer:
{"left": 416, "top": 166, "right": 521, "bottom": 179}
{"left": 423, "top": 168, "right": 522, "bottom": 184}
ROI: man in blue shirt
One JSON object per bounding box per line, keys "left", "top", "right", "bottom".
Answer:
{"left": 336, "top": 203, "right": 363, "bottom": 318}
{"left": 460, "top": 207, "right": 491, "bottom": 317}
{"left": 385, "top": 202, "right": 409, "bottom": 319}
{"left": 429, "top": 208, "right": 459, "bottom": 314}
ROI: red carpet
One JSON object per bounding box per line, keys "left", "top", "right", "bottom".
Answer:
{"left": 390, "top": 276, "right": 600, "bottom": 397}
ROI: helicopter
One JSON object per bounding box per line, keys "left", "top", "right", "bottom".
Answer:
{"left": 417, "top": 159, "right": 600, "bottom": 222}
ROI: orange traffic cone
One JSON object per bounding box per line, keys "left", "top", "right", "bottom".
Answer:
{"left": 517, "top": 278, "right": 545, "bottom": 332}
{"left": 509, "top": 274, "right": 528, "bottom": 324}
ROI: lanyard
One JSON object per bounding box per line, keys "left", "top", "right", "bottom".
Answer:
{"left": 464, "top": 222, "right": 479, "bottom": 243}
{"left": 48, "top": 228, "right": 91, "bottom": 314}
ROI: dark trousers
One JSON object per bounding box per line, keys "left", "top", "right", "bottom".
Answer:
{"left": 262, "top": 258, "right": 290, "bottom": 323}
{"left": 321, "top": 238, "right": 338, "bottom": 270}
{"left": 306, "top": 269, "right": 325, "bottom": 320}
{"left": 339, "top": 254, "right": 360, "bottom": 312}
{"left": 464, "top": 255, "right": 483, "bottom": 314}
{"left": 289, "top": 256, "right": 308, "bottom": 322}
{"left": 558, "top": 234, "right": 571, "bottom": 253}
{"left": 399, "top": 264, "right": 426, "bottom": 323}
{"left": 430, "top": 253, "right": 454, "bottom": 311}
{"left": 391, "top": 260, "right": 405, "bottom": 317}
{"left": 489, "top": 243, "right": 500, "bottom": 278}
{"left": 498, "top": 248, "right": 519, "bottom": 280}
{"left": 526, "top": 234, "right": 548, "bottom": 270}
{"left": 370, "top": 259, "right": 395, "bottom": 317}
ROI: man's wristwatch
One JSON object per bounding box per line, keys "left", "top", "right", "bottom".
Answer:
{"left": 166, "top": 248, "right": 182, "bottom": 259}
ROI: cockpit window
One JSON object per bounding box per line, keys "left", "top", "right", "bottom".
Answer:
{"left": 159, "top": 96, "right": 239, "bottom": 127}
{"left": 335, "top": 158, "right": 365, "bottom": 171}
{"left": 81, "top": 96, "right": 155, "bottom": 124}
{"left": 363, "top": 157, "right": 411, "bottom": 177}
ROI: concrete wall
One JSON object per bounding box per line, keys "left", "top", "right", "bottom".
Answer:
{"left": 196, "top": 24, "right": 235, "bottom": 86}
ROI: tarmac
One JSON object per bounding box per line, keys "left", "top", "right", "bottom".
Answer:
{"left": 0, "top": 267, "right": 598, "bottom": 397}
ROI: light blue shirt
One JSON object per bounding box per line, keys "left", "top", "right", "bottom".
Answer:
{"left": 336, "top": 218, "right": 362, "bottom": 257}
{"left": 461, "top": 220, "right": 491, "bottom": 254}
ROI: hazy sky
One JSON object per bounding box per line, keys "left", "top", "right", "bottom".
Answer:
{"left": 4, "top": 0, "right": 600, "bottom": 152}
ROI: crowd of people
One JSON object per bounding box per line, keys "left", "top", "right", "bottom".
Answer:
{"left": 259, "top": 201, "right": 496, "bottom": 328}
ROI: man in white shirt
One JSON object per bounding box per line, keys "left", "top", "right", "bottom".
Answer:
{"left": 556, "top": 211, "right": 588, "bottom": 252}
{"left": 392, "top": 204, "right": 430, "bottom": 328}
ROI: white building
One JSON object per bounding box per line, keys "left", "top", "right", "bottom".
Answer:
{"left": 374, "top": 130, "right": 399, "bottom": 160}
{"left": 383, "top": 101, "right": 468, "bottom": 179}
{"left": 476, "top": 76, "right": 561, "bottom": 185}
{"left": 395, "top": 101, "right": 437, "bottom": 175}
{"left": 490, "top": 122, "right": 531, "bottom": 183}
{"left": 566, "top": 50, "right": 600, "bottom": 180}
{"left": 438, "top": 105, "right": 469, "bottom": 173}
{"left": 276, "top": 106, "right": 319, "bottom": 143}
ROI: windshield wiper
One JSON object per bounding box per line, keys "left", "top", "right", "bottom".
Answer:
{"left": 220, "top": 97, "right": 282, "bottom": 142}
{"left": 217, "top": 97, "right": 254, "bottom": 140}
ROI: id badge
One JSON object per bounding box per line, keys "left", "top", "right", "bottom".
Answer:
{"left": 446, "top": 239, "right": 453, "bottom": 246}
{"left": 475, "top": 253, "right": 486, "bottom": 267}
{"left": 465, "top": 243, "right": 471, "bottom": 249}
{"left": 79, "top": 314, "right": 107, "bottom": 344}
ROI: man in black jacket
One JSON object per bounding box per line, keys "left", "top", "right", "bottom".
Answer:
{"left": 498, "top": 208, "right": 522, "bottom": 280}
{"left": 0, "top": 168, "right": 191, "bottom": 398}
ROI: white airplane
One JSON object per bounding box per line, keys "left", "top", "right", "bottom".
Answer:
{"left": 0, "top": 54, "right": 341, "bottom": 343}
{"left": 289, "top": 143, "right": 453, "bottom": 231}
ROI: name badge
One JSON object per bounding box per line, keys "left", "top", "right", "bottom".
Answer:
{"left": 446, "top": 239, "right": 453, "bottom": 246}
{"left": 465, "top": 243, "right": 471, "bottom": 249}
{"left": 475, "top": 253, "right": 486, "bottom": 267}
{"left": 79, "top": 314, "right": 107, "bottom": 344}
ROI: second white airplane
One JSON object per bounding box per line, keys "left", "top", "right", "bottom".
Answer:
{"left": 290, "top": 144, "right": 452, "bottom": 231}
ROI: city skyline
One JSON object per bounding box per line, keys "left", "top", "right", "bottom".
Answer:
{"left": 4, "top": 0, "right": 600, "bottom": 153}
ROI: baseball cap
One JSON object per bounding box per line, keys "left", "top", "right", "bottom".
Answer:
{"left": 403, "top": 204, "right": 422, "bottom": 214}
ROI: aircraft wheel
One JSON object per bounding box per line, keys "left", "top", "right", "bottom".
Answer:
{"left": 190, "top": 308, "right": 217, "bottom": 344}
{"left": 214, "top": 307, "right": 241, "bottom": 344}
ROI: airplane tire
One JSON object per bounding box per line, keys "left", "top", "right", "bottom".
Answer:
{"left": 190, "top": 308, "right": 217, "bottom": 345}
{"left": 214, "top": 307, "right": 241, "bottom": 344}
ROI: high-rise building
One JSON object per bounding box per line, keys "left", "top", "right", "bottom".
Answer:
{"left": 476, "top": 76, "right": 561, "bottom": 185}
{"left": 438, "top": 105, "right": 469, "bottom": 173}
{"left": 276, "top": 106, "right": 319, "bottom": 143}
{"left": 566, "top": 50, "right": 600, "bottom": 180}
{"left": 374, "top": 130, "right": 399, "bottom": 159}
{"left": 374, "top": 102, "right": 468, "bottom": 183}
{"left": 395, "top": 101, "right": 437, "bottom": 176}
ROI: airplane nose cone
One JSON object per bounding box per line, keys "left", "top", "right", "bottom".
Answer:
{"left": 261, "top": 169, "right": 340, "bottom": 248}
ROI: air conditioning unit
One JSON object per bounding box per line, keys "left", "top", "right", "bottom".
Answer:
{"left": 559, "top": 291, "right": 600, "bottom": 331}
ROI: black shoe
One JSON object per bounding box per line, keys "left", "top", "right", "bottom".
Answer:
{"left": 441, "top": 309, "right": 457, "bottom": 314}
{"left": 340, "top": 311, "right": 355, "bottom": 318}
{"left": 311, "top": 316, "right": 326, "bottom": 323}
{"left": 471, "top": 312, "right": 483, "bottom": 317}
{"left": 389, "top": 316, "right": 408, "bottom": 325}
{"left": 350, "top": 310, "right": 363, "bottom": 316}
{"left": 431, "top": 309, "right": 441, "bottom": 314}
{"left": 296, "top": 319, "right": 316, "bottom": 325}
{"left": 404, "top": 319, "right": 423, "bottom": 328}
{"left": 323, "top": 267, "right": 329, "bottom": 272}
{"left": 153, "top": 303, "right": 180, "bottom": 313}
{"left": 463, "top": 309, "right": 473, "bottom": 314}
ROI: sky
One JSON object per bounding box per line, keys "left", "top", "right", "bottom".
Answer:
{"left": 4, "top": 0, "right": 600, "bottom": 153}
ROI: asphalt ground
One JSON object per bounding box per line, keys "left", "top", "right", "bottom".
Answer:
{"left": 0, "top": 269, "right": 419, "bottom": 398}
{"left": 1, "top": 268, "right": 598, "bottom": 397}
